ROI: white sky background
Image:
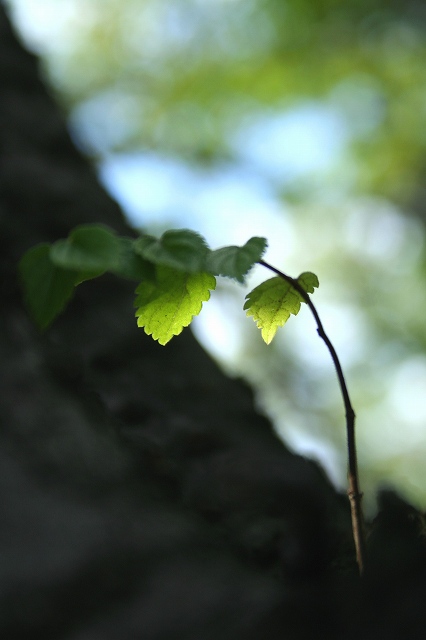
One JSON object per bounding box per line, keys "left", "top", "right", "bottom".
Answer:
{"left": 8, "top": 0, "right": 426, "bottom": 511}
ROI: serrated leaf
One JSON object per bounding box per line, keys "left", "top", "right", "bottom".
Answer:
{"left": 206, "top": 237, "right": 267, "bottom": 283}
{"left": 244, "top": 271, "right": 319, "bottom": 344}
{"left": 134, "top": 229, "right": 209, "bottom": 272}
{"left": 297, "top": 271, "right": 319, "bottom": 293}
{"left": 135, "top": 266, "right": 216, "bottom": 345}
{"left": 50, "top": 224, "right": 121, "bottom": 273}
{"left": 19, "top": 243, "right": 79, "bottom": 330}
{"left": 110, "top": 237, "right": 155, "bottom": 281}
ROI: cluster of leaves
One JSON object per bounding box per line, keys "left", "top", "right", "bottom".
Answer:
{"left": 19, "top": 225, "right": 318, "bottom": 345}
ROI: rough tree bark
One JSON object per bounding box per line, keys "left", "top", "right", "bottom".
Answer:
{"left": 2, "top": 5, "right": 426, "bottom": 640}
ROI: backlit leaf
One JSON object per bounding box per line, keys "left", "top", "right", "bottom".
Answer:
{"left": 297, "top": 271, "right": 319, "bottom": 294}
{"left": 244, "top": 271, "right": 319, "bottom": 344}
{"left": 135, "top": 266, "right": 216, "bottom": 345}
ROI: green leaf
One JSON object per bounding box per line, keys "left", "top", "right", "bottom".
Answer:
{"left": 19, "top": 243, "right": 79, "bottom": 330}
{"left": 110, "top": 237, "right": 155, "bottom": 281}
{"left": 244, "top": 271, "right": 319, "bottom": 344}
{"left": 135, "top": 266, "right": 216, "bottom": 345}
{"left": 134, "top": 229, "right": 209, "bottom": 272}
{"left": 297, "top": 271, "right": 319, "bottom": 293}
{"left": 206, "top": 237, "right": 267, "bottom": 283}
{"left": 50, "top": 224, "right": 121, "bottom": 273}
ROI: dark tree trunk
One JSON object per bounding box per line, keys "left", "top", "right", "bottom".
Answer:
{"left": 3, "top": 5, "right": 426, "bottom": 640}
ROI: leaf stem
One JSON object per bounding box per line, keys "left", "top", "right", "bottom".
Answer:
{"left": 258, "top": 259, "right": 366, "bottom": 575}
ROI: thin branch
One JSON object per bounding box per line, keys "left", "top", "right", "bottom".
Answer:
{"left": 258, "top": 259, "right": 366, "bottom": 574}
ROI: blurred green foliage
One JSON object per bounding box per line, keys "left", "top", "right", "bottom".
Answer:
{"left": 43, "top": 0, "right": 426, "bottom": 203}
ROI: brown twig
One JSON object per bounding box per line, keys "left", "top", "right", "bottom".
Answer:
{"left": 258, "top": 259, "right": 366, "bottom": 575}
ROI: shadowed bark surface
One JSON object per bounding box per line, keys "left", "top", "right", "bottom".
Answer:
{"left": 1, "top": 4, "right": 426, "bottom": 639}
